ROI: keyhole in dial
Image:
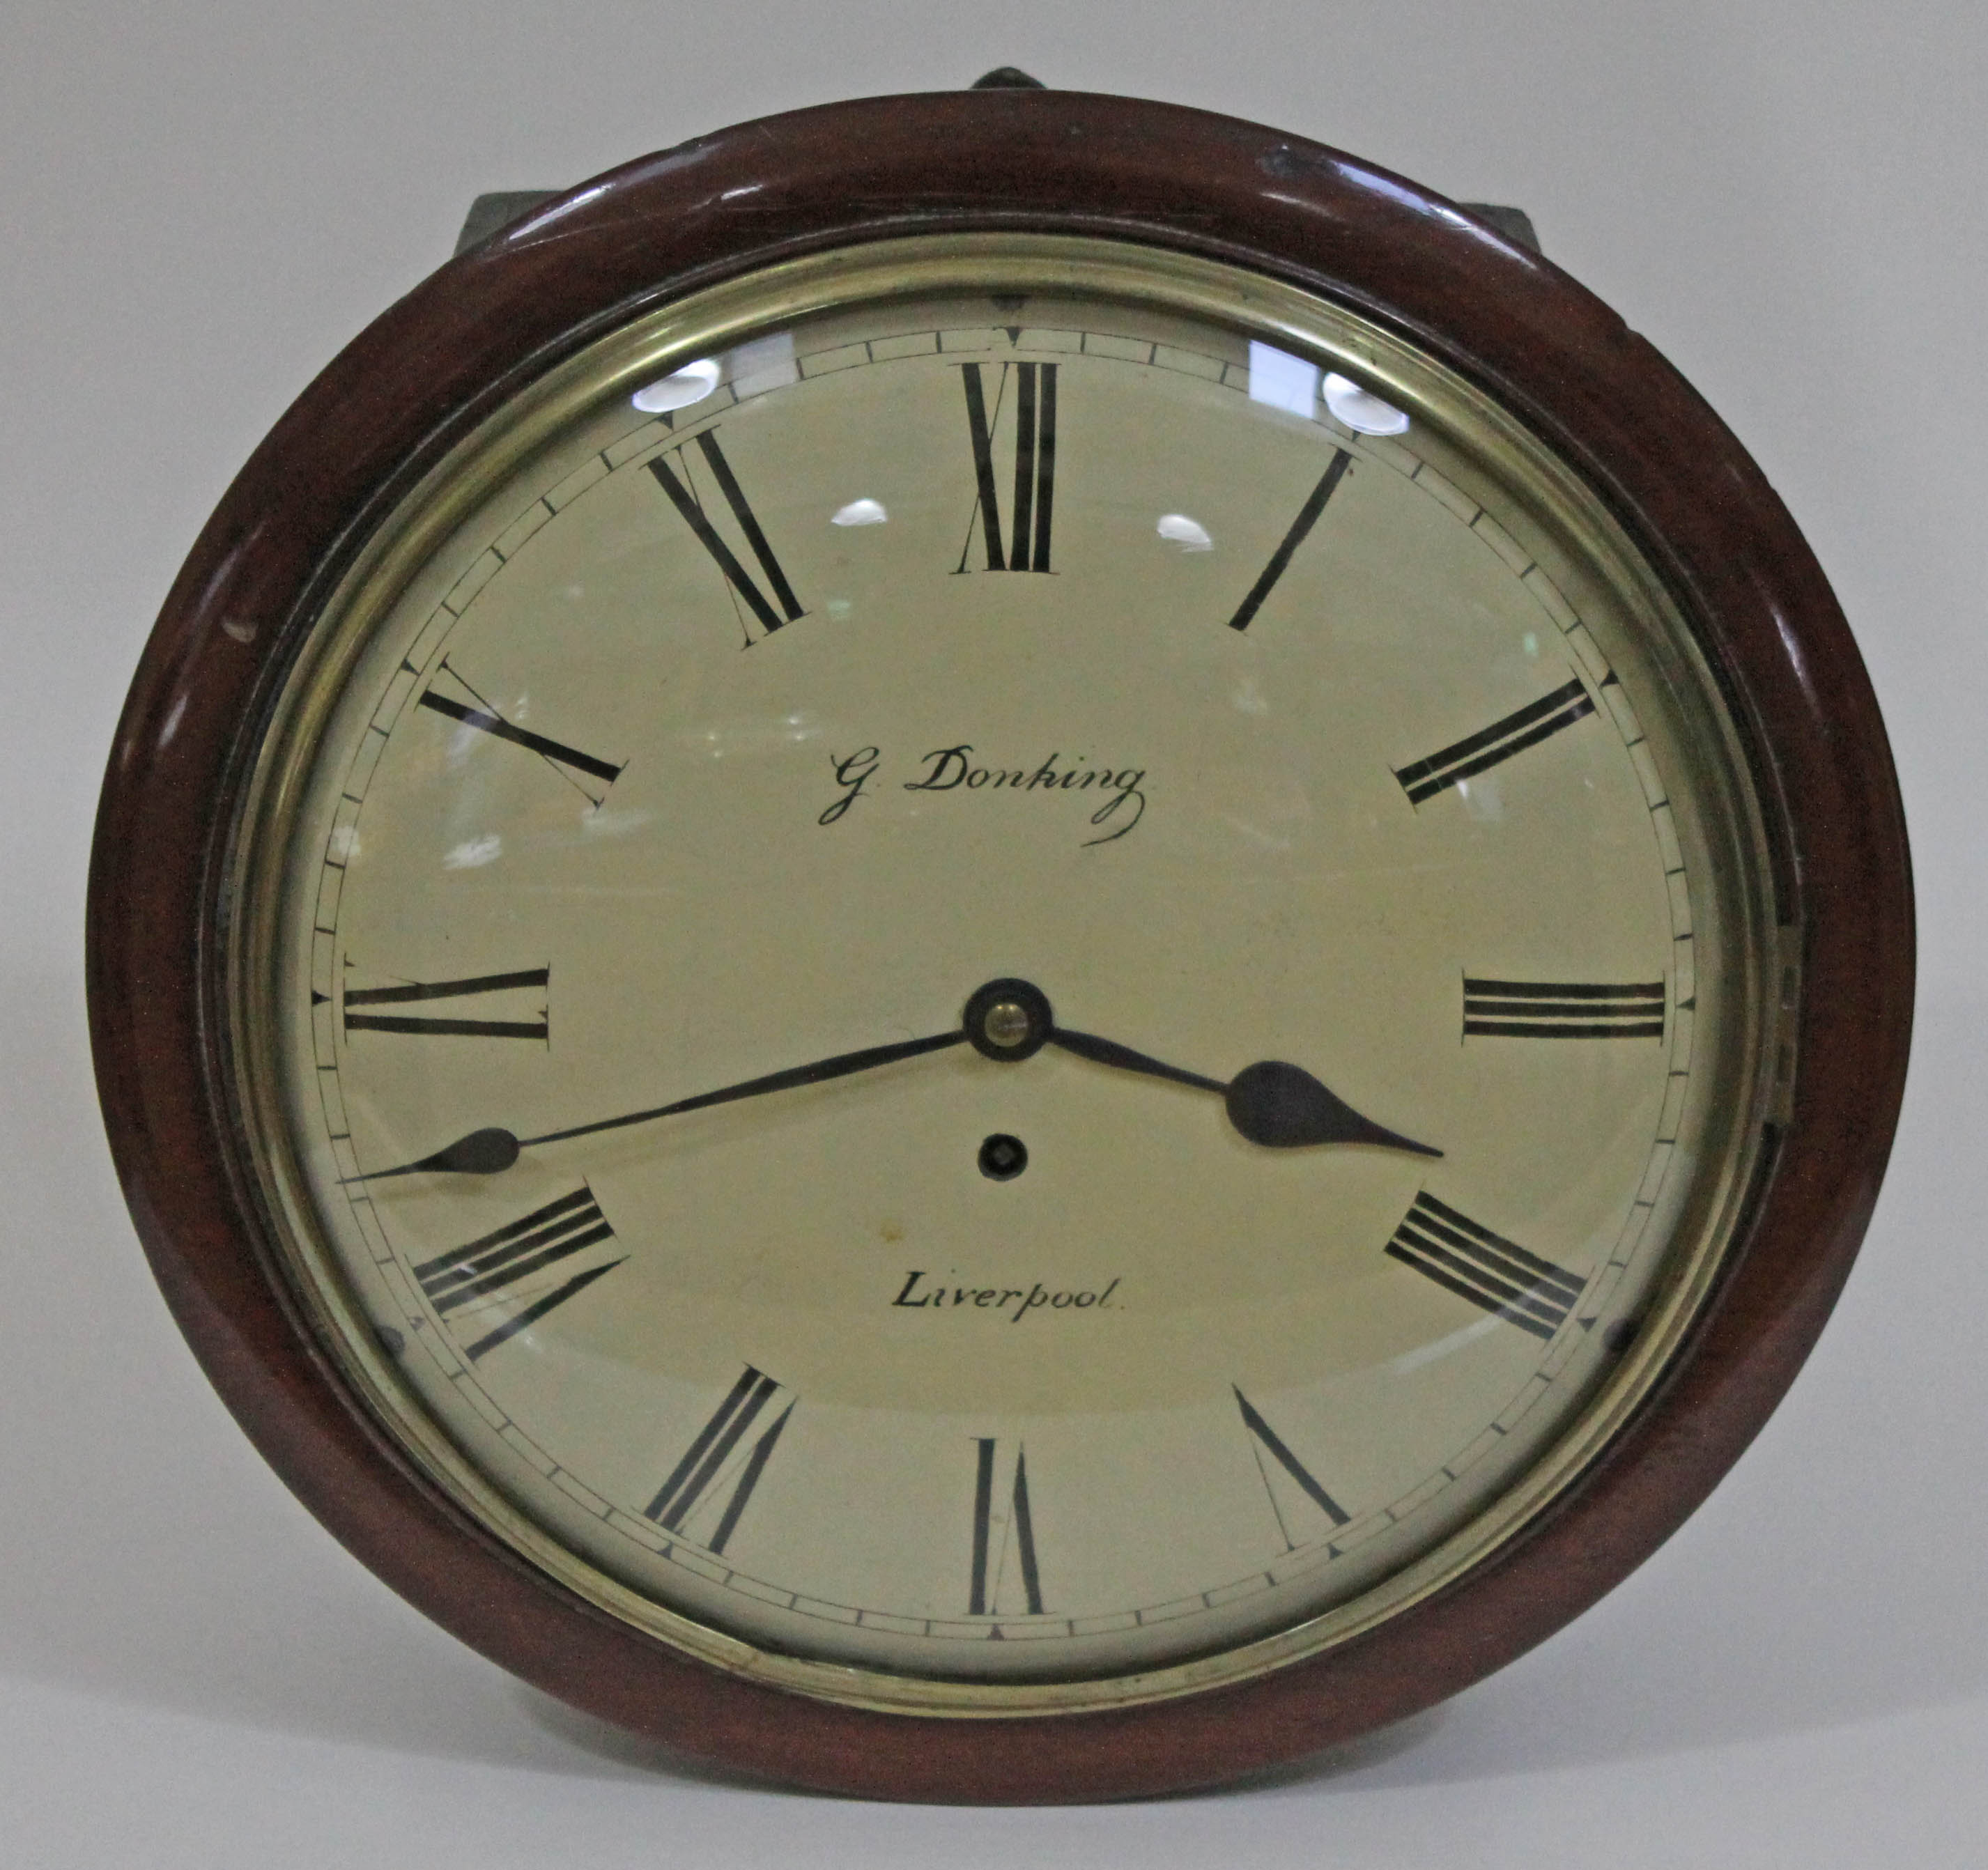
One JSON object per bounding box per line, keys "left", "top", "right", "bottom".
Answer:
{"left": 978, "top": 1134, "right": 1028, "bottom": 1181}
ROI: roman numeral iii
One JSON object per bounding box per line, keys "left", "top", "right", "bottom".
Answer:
{"left": 1464, "top": 978, "right": 1666, "bottom": 1039}
{"left": 968, "top": 1437, "right": 1045, "bottom": 1616}
{"left": 416, "top": 660, "right": 625, "bottom": 805}
{"left": 956, "top": 362, "right": 1057, "bottom": 573}
{"left": 1394, "top": 676, "right": 1596, "bottom": 804}
{"left": 647, "top": 430, "right": 806, "bottom": 642}
{"left": 1385, "top": 1193, "right": 1583, "bottom": 1340}
{"left": 411, "top": 1186, "right": 620, "bottom": 1361}
{"left": 344, "top": 966, "right": 550, "bottom": 1041}
{"left": 645, "top": 1366, "right": 796, "bottom": 1555}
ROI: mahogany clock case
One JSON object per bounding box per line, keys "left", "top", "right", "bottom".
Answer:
{"left": 86, "top": 88, "right": 1913, "bottom": 1802}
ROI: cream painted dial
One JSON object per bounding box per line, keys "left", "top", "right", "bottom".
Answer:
{"left": 234, "top": 240, "right": 1773, "bottom": 1706}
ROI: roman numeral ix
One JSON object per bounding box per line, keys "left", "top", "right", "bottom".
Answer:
{"left": 1394, "top": 675, "right": 1596, "bottom": 805}
{"left": 1464, "top": 978, "right": 1666, "bottom": 1040}
{"left": 957, "top": 362, "right": 1057, "bottom": 573}
{"left": 1385, "top": 1192, "right": 1584, "bottom": 1340}
{"left": 647, "top": 430, "right": 806, "bottom": 642}
{"left": 344, "top": 966, "right": 549, "bottom": 1041}
{"left": 417, "top": 660, "right": 624, "bottom": 805}
{"left": 969, "top": 1437, "right": 1045, "bottom": 1616}
{"left": 1233, "top": 1387, "right": 1349, "bottom": 1550}
{"left": 1226, "top": 448, "right": 1353, "bottom": 631}
{"left": 412, "top": 1185, "right": 621, "bottom": 1361}
{"left": 645, "top": 1366, "right": 795, "bottom": 1556}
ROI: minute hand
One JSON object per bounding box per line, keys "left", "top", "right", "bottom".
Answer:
{"left": 347, "top": 1028, "right": 967, "bottom": 1182}
{"left": 1046, "top": 1028, "right": 1440, "bottom": 1156}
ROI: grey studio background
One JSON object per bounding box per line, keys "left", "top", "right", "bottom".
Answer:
{"left": 3, "top": 3, "right": 1981, "bottom": 1864}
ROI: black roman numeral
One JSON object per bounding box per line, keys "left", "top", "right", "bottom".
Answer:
{"left": 647, "top": 431, "right": 806, "bottom": 642}
{"left": 1225, "top": 448, "right": 1354, "bottom": 631}
{"left": 968, "top": 1437, "right": 1045, "bottom": 1616}
{"left": 344, "top": 966, "right": 549, "bottom": 1041}
{"left": 416, "top": 660, "right": 624, "bottom": 805}
{"left": 956, "top": 362, "right": 1057, "bottom": 573}
{"left": 1394, "top": 676, "right": 1596, "bottom": 805}
{"left": 1385, "top": 1192, "right": 1583, "bottom": 1340}
{"left": 645, "top": 1366, "right": 795, "bottom": 1555}
{"left": 1464, "top": 978, "right": 1666, "bottom": 1039}
{"left": 411, "top": 1186, "right": 620, "bottom": 1361}
{"left": 1233, "top": 1388, "right": 1348, "bottom": 1547}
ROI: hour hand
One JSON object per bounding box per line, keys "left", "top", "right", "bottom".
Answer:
{"left": 1221, "top": 1059, "right": 1440, "bottom": 1155}
{"left": 1051, "top": 1030, "right": 1440, "bottom": 1155}
{"left": 969, "top": 979, "right": 1440, "bottom": 1157}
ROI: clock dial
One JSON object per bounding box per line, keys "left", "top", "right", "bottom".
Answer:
{"left": 232, "top": 240, "right": 1774, "bottom": 1703}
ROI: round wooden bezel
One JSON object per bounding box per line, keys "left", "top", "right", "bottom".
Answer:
{"left": 88, "top": 88, "right": 1913, "bottom": 1802}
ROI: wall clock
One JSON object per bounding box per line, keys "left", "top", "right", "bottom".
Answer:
{"left": 88, "top": 79, "right": 1913, "bottom": 1801}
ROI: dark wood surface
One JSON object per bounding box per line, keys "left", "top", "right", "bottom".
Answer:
{"left": 86, "top": 88, "right": 1914, "bottom": 1802}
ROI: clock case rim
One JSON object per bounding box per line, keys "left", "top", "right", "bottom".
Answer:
{"left": 87, "top": 87, "right": 1914, "bottom": 1802}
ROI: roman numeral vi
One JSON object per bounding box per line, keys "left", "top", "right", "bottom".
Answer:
{"left": 969, "top": 1437, "right": 1045, "bottom": 1616}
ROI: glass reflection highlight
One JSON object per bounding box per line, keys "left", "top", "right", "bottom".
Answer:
{"left": 633, "top": 359, "right": 720, "bottom": 413}
{"left": 730, "top": 331, "right": 799, "bottom": 397}
{"left": 1157, "top": 513, "right": 1213, "bottom": 551}
{"left": 1247, "top": 340, "right": 1320, "bottom": 417}
{"left": 1323, "top": 373, "right": 1410, "bottom": 435}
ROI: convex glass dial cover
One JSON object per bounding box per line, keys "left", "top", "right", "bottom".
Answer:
{"left": 233, "top": 240, "right": 1774, "bottom": 1703}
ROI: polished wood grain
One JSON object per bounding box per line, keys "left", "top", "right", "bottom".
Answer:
{"left": 87, "top": 88, "right": 1913, "bottom": 1802}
